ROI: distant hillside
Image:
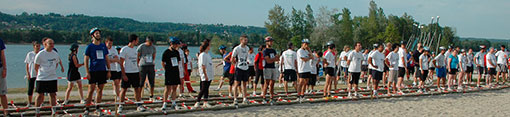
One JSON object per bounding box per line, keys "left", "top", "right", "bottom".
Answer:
{"left": 0, "top": 11, "right": 267, "bottom": 35}
{"left": 459, "top": 37, "right": 510, "bottom": 43}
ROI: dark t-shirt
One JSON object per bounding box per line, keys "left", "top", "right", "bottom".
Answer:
{"left": 85, "top": 43, "right": 109, "bottom": 71}
{"left": 263, "top": 48, "right": 277, "bottom": 68}
{"left": 162, "top": 49, "right": 181, "bottom": 72}
{"left": 0, "top": 39, "right": 5, "bottom": 68}
{"left": 413, "top": 49, "right": 422, "bottom": 66}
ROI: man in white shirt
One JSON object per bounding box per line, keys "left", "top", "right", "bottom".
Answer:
{"left": 418, "top": 48, "right": 430, "bottom": 93}
{"left": 347, "top": 42, "right": 363, "bottom": 98}
{"left": 474, "top": 45, "right": 487, "bottom": 87}
{"left": 385, "top": 44, "right": 400, "bottom": 95}
{"left": 231, "top": 35, "right": 250, "bottom": 105}
{"left": 486, "top": 47, "right": 497, "bottom": 87}
{"left": 105, "top": 38, "right": 122, "bottom": 101}
{"left": 368, "top": 44, "right": 384, "bottom": 97}
{"left": 466, "top": 49, "right": 475, "bottom": 84}
{"left": 323, "top": 42, "right": 336, "bottom": 98}
{"left": 366, "top": 44, "right": 378, "bottom": 90}
{"left": 24, "top": 41, "right": 40, "bottom": 107}
{"left": 336, "top": 46, "right": 351, "bottom": 90}
{"left": 118, "top": 34, "right": 143, "bottom": 113}
{"left": 297, "top": 39, "right": 313, "bottom": 102}
{"left": 397, "top": 41, "right": 407, "bottom": 94}
{"left": 495, "top": 45, "right": 508, "bottom": 84}
{"left": 34, "top": 38, "right": 61, "bottom": 115}
{"left": 281, "top": 43, "right": 298, "bottom": 94}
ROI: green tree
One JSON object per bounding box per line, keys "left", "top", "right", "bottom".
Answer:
{"left": 383, "top": 23, "right": 401, "bottom": 43}
{"left": 265, "top": 5, "right": 290, "bottom": 50}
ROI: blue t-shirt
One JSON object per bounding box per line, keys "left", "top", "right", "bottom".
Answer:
{"left": 85, "top": 43, "right": 109, "bottom": 71}
{"left": 223, "top": 53, "right": 231, "bottom": 72}
{"left": 449, "top": 55, "right": 459, "bottom": 69}
{"left": 0, "top": 39, "right": 5, "bottom": 68}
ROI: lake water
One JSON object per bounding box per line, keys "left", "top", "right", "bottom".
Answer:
{"left": 4, "top": 44, "right": 226, "bottom": 88}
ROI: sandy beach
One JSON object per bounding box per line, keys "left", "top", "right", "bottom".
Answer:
{"left": 173, "top": 88, "right": 510, "bottom": 117}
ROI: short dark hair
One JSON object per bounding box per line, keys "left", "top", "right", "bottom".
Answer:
{"left": 199, "top": 39, "right": 210, "bottom": 53}
{"left": 32, "top": 41, "right": 40, "bottom": 46}
{"left": 501, "top": 45, "right": 506, "bottom": 48}
{"left": 258, "top": 45, "right": 265, "bottom": 51}
{"left": 240, "top": 34, "right": 248, "bottom": 38}
{"left": 392, "top": 43, "right": 399, "bottom": 51}
{"left": 42, "top": 37, "right": 50, "bottom": 43}
{"left": 106, "top": 36, "right": 113, "bottom": 42}
{"left": 129, "top": 34, "right": 138, "bottom": 43}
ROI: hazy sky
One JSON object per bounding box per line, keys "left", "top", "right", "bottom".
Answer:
{"left": 0, "top": 0, "right": 509, "bottom": 39}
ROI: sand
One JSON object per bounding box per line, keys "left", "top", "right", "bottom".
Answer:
{"left": 172, "top": 88, "right": 510, "bottom": 117}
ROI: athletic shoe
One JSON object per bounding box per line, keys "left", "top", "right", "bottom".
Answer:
{"left": 63, "top": 100, "right": 69, "bottom": 105}
{"left": 252, "top": 91, "right": 257, "bottom": 96}
{"left": 203, "top": 102, "right": 211, "bottom": 108}
{"left": 193, "top": 102, "right": 200, "bottom": 109}
{"left": 228, "top": 93, "right": 232, "bottom": 97}
{"left": 214, "top": 88, "right": 220, "bottom": 91}
{"left": 162, "top": 103, "right": 167, "bottom": 110}
{"left": 96, "top": 109, "right": 105, "bottom": 116}
{"left": 81, "top": 100, "right": 86, "bottom": 104}
{"left": 347, "top": 92, "right": 352, "bottom": 98}
{"left": 137, "top": 106, "right": 146, "bottom": 112}
{"left": 83, "top": 110, "right": 89, "bottom": 117}
{"left": 412, "top": 82, "right": 417, "bottom": 86}
{"left": 117, "top": 105, "right": 123, "bottom": 113}
{"left": 417, "top": 89, "right": 423, "bottom": 93}
{"left": 242, "top": 98, "right": 248, "bottom": 104}
{"left": 26, "top": 103, "right": 31, "bottom": 107}
{"left": 172, "top": 103, "right": 178, "bottom": 110}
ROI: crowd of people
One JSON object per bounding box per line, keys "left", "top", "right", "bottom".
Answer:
{"left": 0, "top": 27, "right": 507, "bottom": 116}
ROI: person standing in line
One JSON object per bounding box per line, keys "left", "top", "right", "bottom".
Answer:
{"left": 307, "top": 50, "right": 320, "bottom": 93}
{"left": 261, "top": 37, "right": 279, "bottom": 104}
{"left": 495, "top": 45, "right": 508, "bottom": 85}
{"left": 458, "top": 49, "right": 468, "bottom": 90}
{"left": 84, "top": 28, "right": 111, "bottom": 116}
{"left": 447, "top": 49, "right": 459, "bottom": 91}
{"left": 182, "top": 44, "right": 196, "bottom": 93}
{"left": 412, "top": 43, "right": 424, "bottom": 86}
{"left": 105, "top": 37, "right": 122, "bottom": 101}
{"left": 0, "top": 38, "right": 8, "bottom": 116}
{"left": 466, "top": 49, "right": 475, "bottom": 84}
{"left": 385, "top": 43, "right": 400, "bottom": 95}
{"left": 418, "top": 48, "right": 430, "bottom": 93}
{"left": 346, "top": 42, "right": 363, "bottom": 98}
{"left": 137, "top": 36, "right": 157, "bottom": 101}
{"left": 368, "top": 44, "right": 384, "bottom": 97}
{"left": 24, "top": 41, "right": 40, "bottom": 107}
{"left": 361, "top": 49, "right": 369, "bottom": 86}
{"left": 63, "top": 43, "right": 85, "bottom": 105}
{"left": 193, "top": 39, "right": 214, "bottom": 108}
{"left": 337, "top": 46, "right": 351, "bottom": 89}
{"left": 247, "top": 46, "right": 256, "bottom": 89}
{"left": 281, "top": 42, "right": 298, "bottom": 95}
{"left": 474, "top": 45, "right": 487, "bottom": 87}
{"left": 252, "top": 45, "right": 265, "bottom": 96}
{"left": 428, "top": 52, "right": 436, "bottom": 84}
{"left": 160, "top": 37, "right": 183, "bottom": 110}
{"left": 486, "top": 47, "right": 497, "bottom": 88}
{"left": 117, "top": 34, "right": 143, "bottom": 113}
{"left": 433, "top": 47, "right": 447, "bottom": 91}
{"left": 296, "top": 39, "right": 313, "bottom": 102}
{"left": 366, "top": 44, "right": 378, "bottom": 90}
{"left": 323, "top": 42, "right": 336, "bottom": 98}
{"left": 215, "top": 45, "right": 229, "bottom": 92}
{"left": 34, "top": 38, "right": 61, "bottom": 116}
{"left": 231, "top": 35, "right": 251, "bottom": 106}
{"left": 397, "top": 41, "right": 408, "bottom": 94}
{"left": 382, "top": 42, "right": 393, "bottom": 88}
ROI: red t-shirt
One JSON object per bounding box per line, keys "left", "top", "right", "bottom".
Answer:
{"left": 228, "top": 52, "right": 236, "bottom": 74}
{"left": 254, "top": 52, "right": 264, "bottom": 70}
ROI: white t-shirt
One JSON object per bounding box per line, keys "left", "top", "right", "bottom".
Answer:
{"left": 495, "top": 51, "right": 508, "bottom": 65}
{"left": 24, "top": 51, "right": 36, "bottom": 77}
{"left": 348, "top": 50, "right": 363, "bottom": 72}
{"left": 369, "top": 51, "right": 385, "bottom": 72}
{"left": 434, "top": 54, "right": 446, "bottom": 67}
{"left": 108, "top": 47, "right": 121, "bottom": 72}
{"left": 198, "top": 52, "right": 214, "bottom": 81}
{"left": 474, "top": 51, "right": 486, "bottom": 67}
{"left": 419, "top": 54, "right": 429, "bottom": 70}
{"left": 362, "top": 53, "right": 369, "bottom": 65}
{"left": 340, "top": 51, "right": 350, "bottom": 67}
{"left": 386, "top": 52, "right": 399, "bottom": 71}
{"left": 120, "top": 46, "right": 139, "bottom": 73}
{"left": 178, "top": 49, "right": 185, "bottom": 78}
{"left": 466, "top": 53, "right": 474, "bottom": 67}
{"left": 297, "top": 48, "right": 312, "bottom": 73}
{"left": 35, "top": 50, "right": 61, "bottom": 81}
{"left": 282, "top": 49, "right": 297, "bottom": 70}
{"left": 445, "top": 51, "right": 452, "bottom": 63}
{"left": 323, "top": 51, "right": 336, "bottom": 68}
{"left": 459, "top": 54, "right": 468, "bottom": 71}
{"left": 232, "top": 45, "right": 250, "bottom": 70}
{"left": 248, "top": 53, "right": 256, "bottom": 67}
{"left": 486, "top": 53, "right": 496, "bottom": 68}
{"left": 398, "top": 47, "right": 407, "bottom": 67}
{"left": 311, "top": 55, "right": 318, "bottom": 74}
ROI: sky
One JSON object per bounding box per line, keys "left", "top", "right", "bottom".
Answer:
{"left": 0, "top": 0, "right": 509, "bottom": 39}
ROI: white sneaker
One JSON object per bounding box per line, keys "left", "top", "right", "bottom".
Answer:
{"left": 137, "top": 106, "right": 146, "bottom": 112}
{"left": 347, "top": 92, "right": 352, "bottom": 98}
{"left": 117, "top": 105, "right": 123, "bottom": 113}
{"left": 63, "top": 100, "right": 69, "bottom": 105}
{"left": 412, "top": 82, "right": 416, "bottom": 86}
{"left": 162, "top": 103, "right": 167, "bottom": 110}
{"left": 417, "top": 89, "right": 423, "bottom": 93}
{"left": 252, "top": 91, "right": 257, "bottom": 96}
{"left": 203, "top": 102, "right": 211, "bottom": 108}
{"left": 81, "top": 100, "right": 86, "bottom": 104}
{"left": 238, "top": 94, "right": 243, "bottom": 97}
{"left": 193, "top": 102, "right": 200, "bottom": 109}
{"left": 228, "top": 93, "right": 232, "bottom": 97}
{"left": 279, "top": 84, "right": 283, "bottom": 88}
{"left": 179, "top": 94, "right": 183, "bottom": 97}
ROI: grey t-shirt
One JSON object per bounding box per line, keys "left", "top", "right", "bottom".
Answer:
{"left": 137, "top": 44, "right": 156, "bottom": 66}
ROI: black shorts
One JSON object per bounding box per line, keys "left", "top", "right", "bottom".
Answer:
{"left": 36, "top": 80, "right": 58, "bottom": 93}
{"left": 398, "top": 67, "right": 406, "bottom": 77}
{"left": 223, "top": 70, "right": 231, "bottom": 78}
{"left": 109, "top": 71, "right": 121, "bottom": 80}
{"left": 478, "top": 66, "right": 485, "bottom": 74}
{"left": 408, "top": 66, "right": 415, "bottom": 74}
{"left": 384, "top": 65, "right": 389, "bottom": 72}
{"left": 324, "top": 67, "right": 336, "bottom": 76}
{"left": 299, "top": 72, "right": 312, "bottom": 79}
{"left": 122, "top": 73, "right": 142, "bottom": 88}
{"left": 235, "top": 68, "right": 249, "bottom": 82}
{"left": 349, "top": 72, "right": 361, "bottom": 85}
{"left": 89, "top": 71, "right": 107, "bottom": 85}
{"left": 429, "top": 67, "right": 435, "bottom": 72}
{"left": 67, "top": 71, "right": 81, "bottom": 82}
{"left": 361, "top": 65, "right": 368, "bottom": 72}
{"left": 283, "top": 70, "right": 297, "bottom": 81}
{"left": 420, "top": 70, "right": 429, "bottom": 81}
{"left": 466, "top": 66, "right": 474, "bottom": 73}
{"left": 488, "top": 68, "right": 497, "bottom": 75}
{"left": 27, "top": 77, "right": 36, "bottom": 96}
{"left": 248, "top": 66, "right": 256, "bottom": 77}
{"left": 448, "top": 69, "right": 458, "bottom": 75}
{"left": 308, "top": 74, "right": 317, "bottom": 86}
{"left": 163, "top": 71, "right": 180, "bottom": 86}
{"left": 371, "top": 70, "right": 383, "bottom": 81}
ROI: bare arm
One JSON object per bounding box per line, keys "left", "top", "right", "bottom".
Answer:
{"left": 202, "top": 65, "right": 208, "bottom": 81}
{"left": 84, "top": 56, "right": 90, "bottom": 77}
{"left": 34, "top": 64, "right": 39, "bottom": 78}
{"left": 368, "top": 57, "right": 377, "bottom": 68}
{"left": 73, "top": 55, "right": 83, "bottom": 68}
{"left": 26, "top": 63, "right": 30, "bottom": 78}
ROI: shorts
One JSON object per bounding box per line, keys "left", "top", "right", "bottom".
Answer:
{"left": 121, "top": 73, "right": 142, "bottom": 88}
{"left": 478, "top": 66, "right": 485, "bottom": 74}
{"left": 408, "top": 66, "right": 415, "bottom": 74}
{"left": 466, "top": 66, "right": 474, "bottom": 73}
{"left": 420, "top": 70, "right": 429, "bottom": 81}
{"left": 497, "top": 64, "right": 508, "bottom": 73}
{"left": 361, "top": 65, "right": 368, "bottom": 72}
{"left": 248, "top": 66, "right": 256, "bottom": 76}
{"left": 109, "top": 71, "right": 121, "bottom": 80}
{"left": 35, "top": 80, "right": 57, "bottom": 93}
{"left": 27, "top": 77, "right": 36, "bottom": 96}
{"left": 414, "top": 66, "right": 421, "bottom": 77}
{"left": 164, "top": 70, "right": 181, "bottom": 86}
{"left": 223, "top": 70, "right": 231, "bottom": 78}
{"left": 299, "top": 72, "right": 312, "bottom": 79}
{"left": 89, "top": 71, "right": 108, "bottom": 85}
{"left": 398, "top": 67, "right": 406, "bottom": 77}
{"left": 349, "top": 72, "right": 361, "bottom": 85}
{"left": 0, "top": 69, "right": 7, "bottom": 95}
{"left": 436, "top": 67, "right": 447, "bottom": 78}
{"left": 67, "top": 71, "right": 81, "bottom": 82}
{"left": 140, "top": 65, "right": 156, "bottom": 87}
{"left": 429, "top": 67, "right": 435, "bottom": 72}
{"left": 255, "top": 69, "right": 264, "bottom": 84}
{"left": 388, "top": 70, "right": 398, "bottom": 82}
{"left": 371, "top": 70, "right": 383, "bottom": 81}
{"left": 283, "top": 70, "right": 297, "bottom": 81}
{"left": 488, "top": 68, "right": 497, "bottom": 75}
{"left": 308, "top": 74, "right": 317, "bottom": 86}
{"left": 384, "top": 64, "right": 389, "bottom": 72}
{"left": 263, "top": 68, "right": 279, "bottom": 80}
{"left": 448, "top": 68, "right": 458, "bottom": 75}
{"left": 235, "top": 68, "right": 249, "bottom": 82}
{"left": 324, "top": 67, "right": 336, "bottom": 76}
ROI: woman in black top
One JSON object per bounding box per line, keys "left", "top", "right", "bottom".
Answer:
{"left": 64, "top": 43, "right": 85, "bottom": 105}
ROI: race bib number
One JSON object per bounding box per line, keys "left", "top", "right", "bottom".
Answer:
{"left": 96, "top": 50, "right": 104, "bottom": 59}
{"left": 171, "top": 57, "right": 178, "bottom": 67}
{"left": 145, "top": 56, "right": 153, "bottom": 63}
{"left": 270, "top": 53, "right": 275, "bottom": 58}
